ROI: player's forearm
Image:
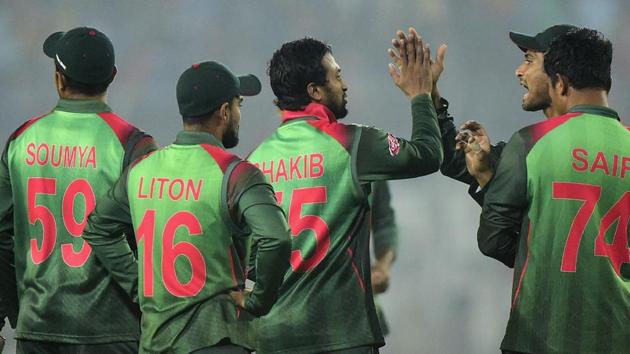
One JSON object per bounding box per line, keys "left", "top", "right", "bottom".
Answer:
{"left": 356, "top": 94, "right": 443, "bottom": 181}
{"left": 405, "top": 93, "right": 444, "bottom": 174}
{"left": 83, "top": 219, "right": 138, "bottom": 302}
{"left": 374, "top": 249, "right": 396, "bottom": 270}
{"left": 0, "top": 245, "right": 18, "bottom": 327}
{"left": 82, "top": 191, "right": 138, "bottom": 302}
{"left": 242, "top": 204, "right": 290, "bottom": 316}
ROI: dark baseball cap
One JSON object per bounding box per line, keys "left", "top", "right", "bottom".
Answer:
{"left": 509, "top": 24, "right": 577, "bottom": 52}
{"left": 176, "top": 61, "right": 261, "bottom": 117}
{"left": 43, "top": 27, "right": 115, "bottom": 84}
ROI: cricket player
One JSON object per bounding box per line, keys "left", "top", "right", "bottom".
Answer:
{"left": 82, "top": 61, "right": 291, "bottom": 354}
{"left": 247, "top": 28, "right": 444, "bottom": 353}
{"left": 369, "top": 181, "right": 398, "bottom": 336}
{"left": 0, "top": 27, "right": 157, "bottom": 353}
{"left": 457, "top": 28, "right": 629, "bottom": 353}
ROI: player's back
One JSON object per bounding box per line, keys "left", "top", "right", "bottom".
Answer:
{"left": 6, "top": 100, "right": 141, "bottom": 343}
{"left": 504, "top": 106, "right": 630, "bottom": 353}
{"left": 127, "top": 141, "right": 254, "bottom": 353}
{"left": 248, "top": 116, "right": 383, "bottom": 353}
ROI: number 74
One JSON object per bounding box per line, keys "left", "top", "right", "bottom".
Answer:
{"left": 552, "top": 182, "right": 629, "bottom": 275}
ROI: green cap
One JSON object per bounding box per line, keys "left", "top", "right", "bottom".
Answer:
{"left": 509, "top": 24, "right": 577, "bottom": 52}
{"left": 43, "top": 27, "right": 115, "bottom": 84}
{"left": 176, "top": 61, "right": 261, "bottom": 117}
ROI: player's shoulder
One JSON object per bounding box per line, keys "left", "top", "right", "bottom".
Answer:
{"left": 97, "top": 112, "right": 141, "bottom": 146}
{"left": 9, "top": 112, "right": 51, "bottom": 141}
{"left": 514, "top": 112, "right": 583, "bottom": 150}
{"left": 199, "top": 144, "right": 242, "bottom": 173}
{"left": 307, "top": 119, "right": 359, "bottom": 151}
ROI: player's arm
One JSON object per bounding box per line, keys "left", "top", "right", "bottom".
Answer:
{"left": 122, "top": 129, "right": 159, "bottom": 169}
{"left": 370, "top": 181, "right": 398, "bottom": 294}
{"left": 476, "top": 132, "right": 528, "bottom": 268}
{"left": 227, "top": 162, "right": 290, "bottom": 316}
{"left": 0, "top": 141, "right": 18, "bottom": 328}
{"left": 82, "top": 167, "right": 138, "bottom": 302}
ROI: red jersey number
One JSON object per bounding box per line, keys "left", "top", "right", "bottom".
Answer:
{"left": 28, "top": 177, "right": 95, "bottom": 267}
{"left": 136, "top": 210, "right": 206, "bottom": 297}
{"left": 276, "top": 186, "right": 330, "bottom": 272}
{"left": 552, "top": 182, "right": 629, "bottom": 275}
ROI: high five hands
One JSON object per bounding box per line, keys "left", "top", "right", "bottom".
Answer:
{"left": 388, "top": 27, "right": 447, "bottom": 99}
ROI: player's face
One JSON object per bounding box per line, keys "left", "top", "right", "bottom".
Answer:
{"left": 515, "top": 50, "right": 551, "bottom": 112}
{"left": 223, "top": 96, "right": 241, "bottom": 148}
{"left": 320, "top": 53, "right": 348, "bottom": 119}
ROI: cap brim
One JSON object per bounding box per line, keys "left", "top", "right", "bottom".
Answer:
{"left": 43, "top": 31, "right": 65, "bottom": 58}
{"left": 237, "top": 74, "right": 262, "bottom": 96}
{"left": 509, "top": 32, "right": 545, "bottom": 52}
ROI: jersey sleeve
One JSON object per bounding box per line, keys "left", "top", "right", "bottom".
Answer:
{"left": 82, "top": 167, "right": 138, "bottom": 302}
{"left": 122, "top": 129, "right": 159, "bottom": 169}
{"left": 477, "top": 131, "right": 528, "bottom": 268}
{"left": 226, "top": 162, "right": 290, "bottom": 316}
{"left": 370, "top": 181, "right": 398, "bottom": 258}
{"left": 355, "top": 94, "right": 443, "bottom": 181}
{"left": 0, "top": 141, "right": 18, "bottom": 327}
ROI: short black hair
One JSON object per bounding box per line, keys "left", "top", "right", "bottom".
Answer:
{"left": 544, "top": 28, "right": 612, "bottom": 92}
{"left": 56, "top": 62, "right": 113, "bottom": 96}
{"left": 268, "top": 37, "right": 332, "bottom": 111}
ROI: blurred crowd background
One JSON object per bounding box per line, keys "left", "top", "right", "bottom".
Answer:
{"left": 1, "top": 1, "right": 628, "bottom": 353}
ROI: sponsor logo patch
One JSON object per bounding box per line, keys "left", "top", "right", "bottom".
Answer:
{"left": 387, "top": 133, "right": 400, "bottom": 156}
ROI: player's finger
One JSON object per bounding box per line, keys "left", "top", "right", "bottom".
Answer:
{"left": 436, "top": 44, "right": 447, "bottom": 66}
{"left": 406, "top": 29, "right": 417, "bottom": 64}
{"left": 398, "top": 38, "right": 408, "bottom": 68}
{"left": 423, "top": 43, "right": 431, "bottom": 67}
{"left": 388, "top": 63, "right": 400, "bottom": 82}
{"left": 388, "top": 48, "right": 401, "bottom": 66}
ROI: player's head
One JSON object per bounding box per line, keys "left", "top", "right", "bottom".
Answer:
{"left": 43, "top": 27, "right": 117, "bottom": 98}
{"left": 544, "top": 27, "right": 612, "bottom": 113}
{"left": 510, "top": 24, "right": 576, "bottom": 112}
{"left": 269, "top": 37, "right": 348, "bottom": 118}
{"left": 177, "top": 61, "right": 261, "bottom": 148}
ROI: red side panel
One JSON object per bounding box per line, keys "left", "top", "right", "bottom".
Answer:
{"left": 200, "top": 144, "right": 240, "bottom": 173}
{"left": 97, "top": 112, "right": 136, "bottom": 146}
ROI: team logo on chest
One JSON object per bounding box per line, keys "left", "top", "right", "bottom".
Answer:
{"left": 387, "top": 133, "right": 400, "bottom": 156}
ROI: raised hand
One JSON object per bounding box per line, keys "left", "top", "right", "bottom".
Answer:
{"left": 455, "top": 120, "right": 493, "bottom": 187}
{"left": 388, "top": 27, "right": 433, "bottom": 98}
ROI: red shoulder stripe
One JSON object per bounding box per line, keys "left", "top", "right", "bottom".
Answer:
{"left": 200, "top": 144, "right": 240, "bottom": 173}
{"left": 307, "top": 120, "right": 353, "bottom": 151}
{"left": 11, "top": 113, "right": 49, "bottom": 140}
{"left": 530, "top": 112, "right": 581, "bottom": 145}
{"left": 98, "top": 112, "right": 136, "bottom": 146}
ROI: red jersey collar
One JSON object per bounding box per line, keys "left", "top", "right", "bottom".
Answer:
{"left": 281, "top": 102, "right": 337, "bottom": 123}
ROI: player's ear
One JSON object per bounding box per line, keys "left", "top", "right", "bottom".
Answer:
{"left": 110, "top": 66, "right": 118, "bottom": 82}
{"left": 218, "top": 101, "right": 230, "bottom": 124}
{"left": 553, "top": 74, "right": 569, "bottom": 96}
{"left": 307, "top": 82, "right": 323, "bottom": 102}
{"left": 55, "top": 70, "right": 67, "bottom": 94}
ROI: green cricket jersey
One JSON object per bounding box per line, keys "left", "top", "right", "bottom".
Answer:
{"left": 82, "top": 131, "right": 290, "bottom": 354}
{"left": 248, "top": 94, "right": 442, "bottom": 354}
{"left": 0, "top": 99, "right": 156, "bottom": 343}
{"left": 478, "top": 105, "right": 630, "bottom": 354}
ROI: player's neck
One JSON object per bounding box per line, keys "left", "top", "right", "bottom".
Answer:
{"left": 59, "top": 92, "right": 107, "bottom": 103}
{"left": 565, "top": 88, "right": 609, "bottom": 109}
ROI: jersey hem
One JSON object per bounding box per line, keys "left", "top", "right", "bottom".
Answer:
{"left": 15, "top": 330, "right": 139, "bottom": 344}
{"left": 261, "top": 338, "right": 384, "bottom": 354}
